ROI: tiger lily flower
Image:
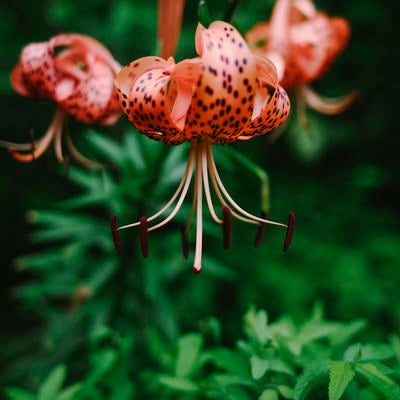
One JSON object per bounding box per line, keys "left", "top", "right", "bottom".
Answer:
{"left": 1, "top": 34, "right": 121, "bottom": 166}
{"left": 245, "top": 0, "right": 358, "bottom": 123}
{"left": 111, "top": 21, "right": 295, "bottom": 273}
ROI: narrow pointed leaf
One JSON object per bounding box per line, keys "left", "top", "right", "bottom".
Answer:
{"left": 328, "top": 361, "right": 355, "bottom": 400}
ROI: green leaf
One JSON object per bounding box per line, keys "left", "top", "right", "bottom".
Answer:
{"left": 175, "top": 333, "right": 203, "bottom": 377}
{"left": 249, "top": 357, "right": 295, "bottom": 378}
{"left": 328, "top": 361, "right": 355, "bottom": 400}
{"left": 159, "top": 375, "right": 199, "bottom": 392}
{"left": 38, "top": 364, "right": 67, "bottom": 400}
{"left": 344, "top": 343, "right": 395, "bottom": 362}
{"left": 390, "top": 335, "right": 400, "bottom": 362}
{"left": 277, "top": 385, "right": 295, "bottom": 399}
{"left": 244, "top": 308, "right": 270, "bottom": 345}
{"left": 5, "top": 387, "right": 35, "bottom": 400}
{"left": 204, "top": 348, "right": 250, "bottom": 376}
{"left": 355, "top": 362, "right": 400, "bottom": 399}
{"left": 56, "top": 383, "right": 83, "bottom": 400}
{"left": 259, "top": 389, "right": 278, "bottom": 400}
{"left": 250, "top": 356, "right": 269, "bottom": 380}
{"left": 294, "top": 361, "right": 329, "bottom": 400}
{"left": 211, "top": 373, "right": 255, "bottom": 388}
{"left": 84, "top": 130, "right": 125, "bottom": 167}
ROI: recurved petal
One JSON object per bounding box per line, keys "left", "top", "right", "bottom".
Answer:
{"left": 288, "top": 13, "right": 349, "bottom": 84}
{"left": 51, "top": 33, "right": 121, "bottom": 73}
{"left": 57, "top": 60, "right": 117, "bottom": 124}
{"left": 115, "top": 56, "right": 167, "bottom": 99}
{"left": 299, "top": 85, "right": 358, "bottom": 115}
{"left": 245, "top": 22, "right": 270, "bottom": 53}
{"left": 11, "top": 41, "right": 56, "bottom": 98}
{"left": 327, "top": 17, "right": 350, "bottom": 62}
{"left": 169, "top": 59, "right": 202, "bottom": 131}
{"left": 189, "top": 21, "right": 258, "bottom": 142}
{"left": 117, "top": 58, "right": 186, "bottom": 145}
{"left": 240, "top": 59, "right": 290, "bottom": 139}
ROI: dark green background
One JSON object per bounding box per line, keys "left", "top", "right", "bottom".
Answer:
{"left": 0, "top": 0, "right": 399, "bottom": 389}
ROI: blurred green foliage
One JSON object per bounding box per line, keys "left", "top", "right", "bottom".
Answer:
{"left": 0, "top": 0, "right": 399, "bottom": 398}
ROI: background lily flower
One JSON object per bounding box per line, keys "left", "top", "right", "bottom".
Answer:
{"left": 2, "top": 34, "right": 121, "bottom": 165}
{"left": 112, "top": 21, "right": 294, "bottom": 273}
{"left": 245, "top": 0, "right": 358, "bottom": 119}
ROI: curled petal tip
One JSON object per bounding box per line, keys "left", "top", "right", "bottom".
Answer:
{"left": 110, "top": 214, "right": 122, "bottom": 253}
{"left": 283, "top": 211, "right": 295, "bottom": 251}
{"left": 139, "top": 216, "right": 149, "bottom": 258}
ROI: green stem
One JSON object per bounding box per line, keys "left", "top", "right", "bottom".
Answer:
{"left": 224, "top": 0, "right": 241, "bottom": 23}
{"left": 225, "top": 146, "right": 270, "bottom": 213}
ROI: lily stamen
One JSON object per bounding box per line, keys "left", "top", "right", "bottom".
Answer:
{"left": 222, "top": 206, "right": 233, "bottom": 250}
{"left": 111, "top": 139, "right": 295, "bottom": 272}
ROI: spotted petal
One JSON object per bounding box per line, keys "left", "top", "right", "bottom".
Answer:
{"left": 51, "top": 33, "right": 121, "bottom": 74}
{"left": 115, "top": 57, "right": 198, "bottom": 145}
{"left": 287, "top": 14, "right": 350, "bottom": 85}
{"left": 57, "top": 60, "right": 118, "bottom": 124}
{"left": 240, "top": 56, "right": 290, "bottom": 139}
{"left": 11, "top": 41, "right": 56, "bottom": 98}
{"left": 186, "top": 21, "right": 258, "bottom": 143}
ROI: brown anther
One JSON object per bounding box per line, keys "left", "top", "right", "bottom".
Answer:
{"left": 222, "top": 206, "right": 232, "bottom": 249}
{"left": 110, "top": 214, "right": 122, "bottom": 253}
{"left": 193, "top": 266, "right": 201, "bottom": 274}
{"left": 180, "top": 226, "right": 189, "bottom": 259}
{"left": 139, "top": 216, "right": 149, "bottom": 258}
{"left": 283, "top": 211, "right": 295, "bottom": 252}
{"left": 254, "top": 211, "right": 267, "bottom": 247}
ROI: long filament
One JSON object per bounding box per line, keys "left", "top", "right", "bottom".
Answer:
{"left": 8, "top": 109, "right": 66, "bottom": 162}
{"left": 206, "top": 143, "right": 287, "bottom": 228}
{"left": 201, "top": 141, "right": 223, "bottom": 224}
{"left": 206, "top": 143, "right": 257, "bottom": 224}
{"left": 193, "top": 144, "right": 203, "bottom": 273}
{"left": 117, "top": 143, "right": 196, "bottom": 231}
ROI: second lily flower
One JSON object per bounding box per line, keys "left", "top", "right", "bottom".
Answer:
{"left": 112, "top": 21, "right": 294, "bottom": 272}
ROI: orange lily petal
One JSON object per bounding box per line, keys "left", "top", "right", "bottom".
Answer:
{"left": 51, "top": 33, "right": 121, "bottom": 74}
{"left": 115, "top": 57, "right": 187, "bottom": 145}
{"left": 240, "top": 57, "right": 290, "bottom": 139}
{"left": 268, "top": 0, "right": 290, "bottom": 54}
{"left": 158, "top": 0, "right": 185, "bottom": 58}
{"left": 299, "top": 85, "right": 359, "bottom": 115}
{"left": 11, "top": 42, "right": 56, "bottom": 98}
{"left": 169, "top": 59, "right": 202, "bottom": 131}
{"left": 57, "top": 60, "right": 116, "bottom": 124}
{"left": 187, "top": 21, "right": 258, "bottom": 143}
{"left": 287, "top": 14, "right": 348, "bottom": 84}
